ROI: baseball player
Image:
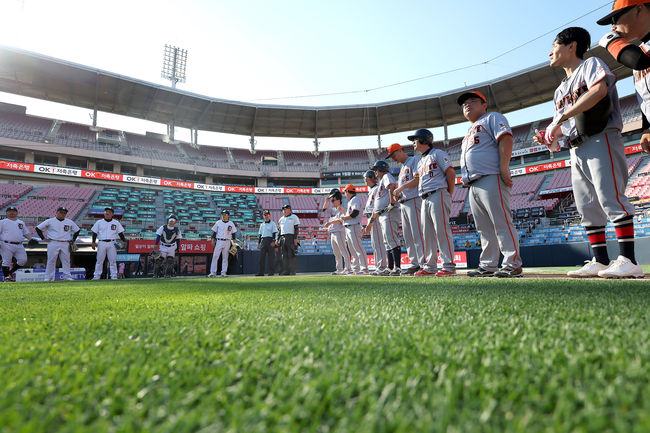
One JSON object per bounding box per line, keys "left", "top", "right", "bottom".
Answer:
{"left": 35, "top": 206, "right": 80, "bottom": 281}
{"left": 256, "top": 210, "right": 278, "bottom": 276}
{"left": 322, "top": 188, "right": 351, "bottom": 275}
{"left": 396, "top": 130, "right": 457, "bottom": 277}
{"left": 209, "top": 210, "right": 238, "bottom": 277}
{"left": 339, "top": 184, "right": 369, "bottom": 275}
{"left": 154, "top": 214, "right": 182, "bottom": 278}
{"left": 597, "top": 0, "right": 650, "bottom": 155}
{"left": 534, "top": 27, "right": 643, "bottom": 278}
{"left": 363, "top": 161, "right": 402, "bottom": 276}
{"left": 277, "top": 204, "right": 300, "bottom": 275}
{"left": 458, "top": 90, "right": 522, "bottom": 278}
{"left": 0, "top": 206, "right": 31, "bottom": 282}
{"left": 360, "top": 171, "right": 389, "bottom": 275}
{"left": 387, "top": 142, "right": 427, "bottom": 274}
{"left": 90, "top": 207, "right": 127, "bottom": 280}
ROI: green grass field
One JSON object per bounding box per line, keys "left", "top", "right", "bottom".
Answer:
{"left": 1, "top": 275, "right": 650, "bottom": 433}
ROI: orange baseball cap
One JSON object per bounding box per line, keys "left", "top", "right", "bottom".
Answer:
{"left": 385, "top": 143, "right": 403, "bottom": 159}
{"left": 597, "top": 0, "right": 649, "bottom": 25}
{"left": 457, "top": 90, "right": 487, "bottom": 106}
{"left": 343, "top": 184, "right": 356, "bottom": 193}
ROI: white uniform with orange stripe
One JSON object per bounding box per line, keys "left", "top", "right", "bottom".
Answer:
{"left": 374, "top": 173, "right": 401, "bottom": 251}
{"left": 343, "top": 195, "right": 368, "bottom": 273}
{"left": 364, "top": 184, "right": 387, "bottom": 272}
{"left": 461, "top": 113, "right": 521, "bottom": 272}
{"left": 417, "top": 148, "right": 456, "bottom": 273}
{"left": 553, "top": 57, "right": 632, "bottom": 228}
{"left": 397, "top": 156, "right": 426, "bottom": 270}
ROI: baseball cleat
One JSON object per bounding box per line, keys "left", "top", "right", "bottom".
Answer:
{"left": 3, "top": 275, "right": 15, "bottom": 282}
{"left": 389, "top": 269, "right": 401, "bottom": 276}
{"left": 495, "top": 266, "right": 523, "bottom": 278}
{"left": 435, "top": 269, "right": 456, "bottom": 277}
{"left": 414, "top": 269, "right": 435, "bottom": 276}
{"left": 467, "top": 267, "right": 495, "bottom": 277}
{"left": 567, "top": 258, "right": 608, "bottom": 278}
{"left": 92, "top": 276, "right": 101, "bottom": 280}
{"left": 401, "top": 267, "right": 421, "bottom": 275}
{"left": 597, "top": 256, "right": 645, "bottom": 279}
{"left": 356, "top": 271, "right": 369, "bottom": 275}
{"left": 207, "top": 273, "right": 217, "bottom": 278}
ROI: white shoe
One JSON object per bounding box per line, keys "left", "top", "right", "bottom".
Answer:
{"left": 92, "top": 277, "right": 101, "bottom": 280}
{"left": 62, "top": 276, "right": 75, "bottom": 281}
{"left": 598, "top": 256, "right": 645, "bottom": 279}
{"left": 207, "top": 273, "right": 217, "bottom": 278}
{"left": 567, "top": 258, "right": 608, "bottom": 278}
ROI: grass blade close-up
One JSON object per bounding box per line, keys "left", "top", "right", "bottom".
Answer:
{"left": 1, "top": 276, "right": 650, "bottom": 433}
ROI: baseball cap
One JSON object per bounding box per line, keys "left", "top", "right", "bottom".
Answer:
{"left": 6, "top": 206, "right": 17, "bottom": 212}
{"left": 282, "top": 204, "right": 291, "bottom": 210}
{"left": 167, "top": 213, "right": 178, "bottom": 221}
{"left": 342, "top": 184, "right": 356, "bottom": 193}
{"left": 221, "top": 209, "right": 230, "bottom": 216}
{"left": 263, "top": 209, "right": 270, "bottom": 215}
{"left": 57, "top": 206, "right": 68, "bottom": 213}
{"left": 104, "top": 207, "right": 114, "bottom": 212}
{"left": 597, "top": 0, "right": 648, "bottom": 25}
{"left": 385, "top": 143, "right": 403, "bottom": 159}
{"left": 457, "top": 91, "right": 487, "bottom": 106}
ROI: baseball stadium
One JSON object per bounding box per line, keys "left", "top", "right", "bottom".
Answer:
{"left": 1, "top": 1, "right": 650, "bottom": 431}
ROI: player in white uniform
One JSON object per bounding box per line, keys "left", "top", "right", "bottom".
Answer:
{"left": 0, "top": 206, "right": 31, "bottom": 282}
{"left": 154, "top": 214, "right": 182, "bottom": 278}
{"left": 91, "top": 207, "right": 126, "bottom": 280}
{"left": 322, "top": 188, "right": 351, "bottom": 275}
{"left": 364, "top": 161, "right": 402, "bottom": 276}
{"left": 399, "top": 131, "right": 457, "bottom": 277}
{"left": 209, "top": 210, "right": 238, "bottom": 277}
{"left": 360, "top": 171, "right": 389, "bottom": 275}
{"left": 35, "top": 206, "right": 80, "bottom": 281}
{"left": 459, "top": 90, "right": 522, "bottom": 278}
{"left": 339, "top": 184, "right": 368, "bottom": 275}
{"left": 387, "top": 142, "right": 426, "bottom": 275}
{"left": 278, "top": 204, "right": 300, "bottom": 275}
{"left": 534, "top": 27, "right": 643, "bottom": 278}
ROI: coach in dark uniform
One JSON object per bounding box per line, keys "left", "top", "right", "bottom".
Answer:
{"left": 256, "top": 210, "right": 278, "bottom": 276}
{"left": 278, "top": 204, "right": 300, "bottom": 275}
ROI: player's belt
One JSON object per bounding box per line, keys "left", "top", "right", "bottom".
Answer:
{"left": 567, "top": 135, "right": 586, "bottom": 148}
{"left": 99, "top": 239, "right": 115, "bottom": 242}
{"left": 51, "top": 239, "right": 70, "bottom": 242}
{"left": 465, "top": 176, "right": 484, "bottom": 187}
{"left": 420, "top": 190, "right": 435, "bottom": 199}
{"left": 399, "top": 196, "right": 417, "bottom": 204}
{"left": 3, "top": 240, "right": 21, "bottom": 245}
{"left": 216, "top": 238, "right": 229, "bottom": 241}
{"left": 343, "top": 223, "right": 358, "bottom": 227}
{"left": 377, "top": 206, "right": 394, "bottom": 216}
{"left": 161, "top": 242, "right": 176, "bottom": 247}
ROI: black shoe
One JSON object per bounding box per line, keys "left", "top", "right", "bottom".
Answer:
{"left": 495, "top": 266, "right": 523, "bottom": 278}
{"left": 467, "top": 267, "right": 495, "bottom": 277}
{"left": 255, "top": 273, "right": 264, "bottom": 276}
{"left": 281, "top": 271, "right": 290, "bottom": 275}
{"left": 401, "top": 266, "right": 420, "bottom": 275}
{"left": 267, "top": 273, "right": 275, "bottom": 276}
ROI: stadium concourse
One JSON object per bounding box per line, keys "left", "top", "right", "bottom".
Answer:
{"left": 1, "top": 94, "right": 650, "bottom": 278}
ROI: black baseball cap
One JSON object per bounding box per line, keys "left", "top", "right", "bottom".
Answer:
{"left": 104, "top": 207, "right": 114, "bottom": 212}
{"left": 221, "top": 210, "right": 230, "bottom": 216}
{"left": 6, "top": 206, "right": 17, "bottom": 212}
{"left": 57, "top": 206, "right": 68, "bottom": 213}
{"left": 282, "top": 204, "right": 291, "bottom": 210}
{"left": 263, "top": 209, "right": 271, "bottom": 215}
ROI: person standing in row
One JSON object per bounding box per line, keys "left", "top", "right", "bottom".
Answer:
{"left": 360, "top": 171, "right": 389, "bottom": 276}
{"left": 91, "top": 207, "right": 127, "bottom": 280}
{"left": 0, "top": 206, "right": 31, "bottom": 282}
{"left": 278, "top": 204, "right": 300, "bottom": 275}
{"left": 35, "top": 206, "right": 80, "bottom": 281}
{"left": 339, "top": 184, "right": 368, "bottom": 275}
{"left": 387, "top": 141, "right": 427, "bottom": 275}
{"left": 256, "top": 210, "right": 278, "bottom": 276}
{"left": 209, "top": 210, "right": 237, "bottom": 277}
{"left": 322, "top": 188, "right": 351, "bottom": 275}
{"left": 459, "top": 90, "right": 522, "bottom": 278}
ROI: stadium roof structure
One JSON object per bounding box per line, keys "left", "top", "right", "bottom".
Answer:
{"left": 0, "top": 45, "right": 632, "bottom": 139}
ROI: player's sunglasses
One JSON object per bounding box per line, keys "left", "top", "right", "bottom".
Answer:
{"left": 610, "top": 6, "right": 635, "bottom": 25}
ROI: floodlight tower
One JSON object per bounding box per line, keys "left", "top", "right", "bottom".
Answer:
{"left": 161, "top": 44, "right": 188, "bottom": 141}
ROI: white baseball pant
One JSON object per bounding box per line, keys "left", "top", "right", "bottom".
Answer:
{"left": 211, "top": 239, "right": 231, "bottom": 275}
{"left": 1, "top": 242, "right": 27, "bottom": 268}
{"left": 400, "top": 197, "right": 426, "bottom": 269}
{"left": 46, "top": 240, "right": 72, "bottom": 281}
{"left": 159, "top": 243, "right": 177, "bottom": 259}
{"left": 94, "top": 241, "right": 118, "bottom": 279}
{"left": 421, "top": 189, "right": 456, "bottom": 273}
{"left": 369, "top": 217, "right": 387, "bottom": 271}
{"left": 344, "top": 224, "right": 368, "bottom": 273}
{"left": 329, "top": 231, "right": 350, "bottom": 273}
{"left": 378, "top": 207, "right": 401, "bottom": 250}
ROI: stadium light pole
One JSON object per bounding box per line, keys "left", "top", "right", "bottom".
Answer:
{"left": 161, "top": 44, "right": 188, "bottom": 141}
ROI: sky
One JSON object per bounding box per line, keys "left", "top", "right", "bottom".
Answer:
{"left": 0, "top": 0, "right": 630, "bottom": 152}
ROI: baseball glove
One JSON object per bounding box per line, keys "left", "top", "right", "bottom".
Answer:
{"left": 69, "top": 241, "right": 78, "bottom": 253}
{"left": 149, "top": 249, "right": 162, "bottom": 260}
{"left": 229, "top": 240, "right": 238, "bottom": 256}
